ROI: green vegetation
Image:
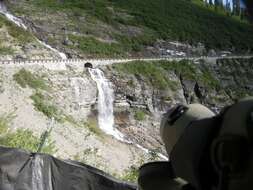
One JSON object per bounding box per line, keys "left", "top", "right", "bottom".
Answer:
{"left": 134, "top": 109, "right": 146, "bottom": 121}
{"left": 159, "top": 60, "right": 220, "bottom": 89}
{"left": 64, "top": 116, "right": 103, "bottom": 137}
{"left": 121, "top": 166, "right": 139, "bottom": 183}
{"left": 0, "top": 115, "right": 12, "bottom": 134}
{"left": 114, "top": 60, "right": 220, "bottom": 90}
{"left": 216, "top": 58, "right": 253, "bottom": 100}
{"left": 114, "top": 61, "right": 179, "bottom": 90}
{"left": 0, "top": 114, "right": 55, "bottom": 154}
{"left": 13, "top": 69, "right": 48, "bottom": 90}
{"left": 0, "top": 46, "right": 14, "bottom": 55}
{"left": 199, "top": 64, "right": 221, "bottom": 89}
{"left": 0, "top": 15, "right": 34, "bottom": 44}
{"left": 69, "top": 35, "right": 125, "bottom": 57}
{"left": 10, "top": 0, "right": 253, "bottom": 54}
{"left": 84, "top": 118, "right": 103, "bottom": 137}
{"left": 126, "top": 79, "right": 135, "bottom": 88}
{"left": 68, "top": 32, "right": 155, "bottom": 57}
{"left": 148, "top": 149, "right": 160, "bottom": 161}
{"left": 63, "top": 114, "right": 79, "bottom": 126}
{"left": 30, "top": 92, "right": 61, "bottom": 121}
{"left": 0, "top": 129, "right": 55, "bottom": 153}
{"left": 110, "top": 0, "right": 253, "bottom": 51}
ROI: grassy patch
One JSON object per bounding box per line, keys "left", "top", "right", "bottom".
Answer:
{"left": 121, "top": 166, "right": 139, "bottom": 183}
{"left": 9, "top": 0, "right": 253, "bottom": 55}
{"left": 63, "top": 114, "right": 79, "bottom": 126}
{"left": 199, "top": 65, "right": 221, "bottom": 89}
{"left": 0, "top": 129, "right": 40, "bottom": 152}
{"left": 0, "top": 129, "right": 55, "bottom": 154}
{"left": 114, "top": 61, "right": 169, "bottom": 90}
{"left": 65, "top": 116, "right": 104, "bottom": 137}
{"left": 37, "top": 131, "right": 56, "bottom": 154}
{"left": 84, "top": 118, "right": 103, "bottom": 137}
{"left": 159, "top": 60, "right": 220, "bottom": 89}
{"left": 126, "top": 79, "right": 135, "bottom": 88}
{"left": 13, "top": 69, "right": 48, "bottom": 90}
{"left": 0, "top": 115, "right": 11, "bottom": 134}
{"left": 134, "top": 109, "right": 146, "bottom": 121}
{"left": 110, "top": 0, "right": 253, "bottom": 52}
{"left": 69, "top": 34, "right": 155, "bottom": 57}
{"left": 114, "top": 61, "right": 179, "bottom": 90}
{"left": 114, "top": 60, "right": 220, "bottom": 90}
{"left": 0, "top": 15, "right": 34, "bottom": 44}
{"left": 0, "top": 46, "right": 14, "bottom": 55}
{"left": 30, "top": 92, "right": 61, "bottom": 121}
{"left": 158, "top": 60, "right": 198, "bottom": 80}
{"left": 69, "top": 35, "right": 125, "bottom": 57}
{"left": 63, "top": 115, "right": 104, "bottom": 137}
{"left": 0, "top": 114, "right": 55, "bottom": 154}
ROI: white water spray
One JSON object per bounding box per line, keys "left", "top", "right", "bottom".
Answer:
{"left": 89, "top": 68, "right": 168, "bottom": 159}
{"left": 0, "top": 2, "right": 67, "bottom": 59}
{"left": 88, "top": 68, "right": 125, "bottom": 141}
{"left": 38, "top": 40, "right": 67, "bottom": 59}
{"left": 0, "top": 2, "right": 27, "bottom": 29}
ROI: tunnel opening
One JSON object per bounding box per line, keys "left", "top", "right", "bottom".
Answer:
{"left": 84, "top": 62, "right": 93, "bottom": 68}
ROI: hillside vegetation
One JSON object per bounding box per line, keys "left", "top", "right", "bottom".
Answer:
{"left": 0, "top": 11, "right": 58, "bottom": 59}
{"left": 6, "top": 0, "right": 253, "bottom": 57}
{"left": 111, "top": 58, "right": 253, "bottom": 111}
{"left": 0, "top": 14, "right": 32, "bottom": 55}
{"left": 113, "top": 60, "right": 220, "bottom": 90}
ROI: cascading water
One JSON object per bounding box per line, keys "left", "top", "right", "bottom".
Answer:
{"left": 88, "top": 68, "right": 125, "bottom": 141}
{"left": 89, "top": 68, "right": 168, "bottom": 159}
{"left": 0, "top": 2, "right": 27, "bottom": 29}
{"left": 0, "top": 2, "right": 67, "bottom": 59}
{"left": 38, "top": 40, "right": 67, "bottom": 60}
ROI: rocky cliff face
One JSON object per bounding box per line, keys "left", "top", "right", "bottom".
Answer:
{"left": 0, "top": 58, "right": 252, "bottom": 179}
{"left": 0, "top": 63, "right": 166, "bottom": 180}
{"left": 103, "top": 58, "right": 253, "bottom": 154}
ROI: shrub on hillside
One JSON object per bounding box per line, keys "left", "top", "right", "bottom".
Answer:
{"left": 13, "top": 69, "right": 48, "bottom": 90}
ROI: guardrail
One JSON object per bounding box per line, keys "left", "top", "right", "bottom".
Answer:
{"left": 0, "top": 55, "right": 252, "bottom": 70}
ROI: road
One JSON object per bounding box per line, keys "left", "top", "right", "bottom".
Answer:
{"left": 0, "top": 55, "right": 252, "bottom": 70}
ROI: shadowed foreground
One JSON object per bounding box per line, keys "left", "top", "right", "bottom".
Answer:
{"left": 0, "top": 146, "right": 137, "bottom": 190}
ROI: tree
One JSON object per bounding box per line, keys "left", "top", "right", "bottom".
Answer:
{"left": 214, "top": 0, "right": 223, "bottom": 10}
{"left": 225, "top": 0, "right": 231, "bottom": 14}
{"left": 233, "top": 0, "right": 241, "bottom": 16}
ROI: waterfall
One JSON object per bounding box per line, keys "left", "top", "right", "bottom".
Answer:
{"left": 38, "top": 40, "right": 67, "bottom": 60}
{"left": 0, "top": 2, "right": 27, "bottom": 29}
{"left": 88, "top": 68, "right": 125, "bottom": 141}
{"left": 89, "top": 68, "right": 168, "bottom": 159}
{"left": 0, "top": 2, "right": 67, "bottom": 59}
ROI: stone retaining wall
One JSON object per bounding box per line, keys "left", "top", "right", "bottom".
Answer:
{"left": 0, "top": 56, "right": 251, "bottom": 70}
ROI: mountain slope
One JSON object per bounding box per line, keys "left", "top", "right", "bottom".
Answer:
{"left": 0, "top": 14, "right": 56, "bottom": 59}
{"left": 0, "top": 57, "right": 252, "bottom": 181}
{"left": 5, "top": 0, "right": 253, "bottom": 58}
